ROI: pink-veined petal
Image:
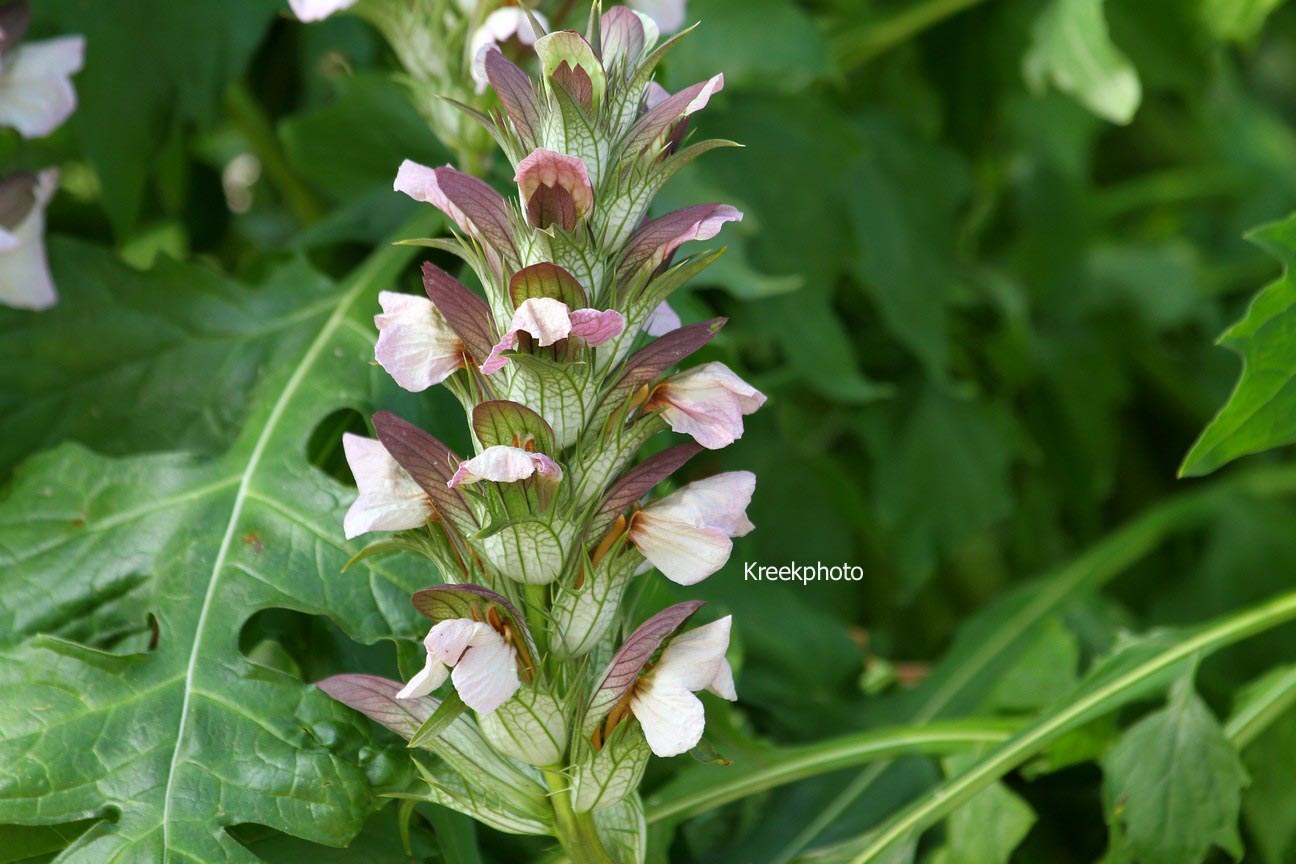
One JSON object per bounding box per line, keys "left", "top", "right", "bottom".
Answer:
{"left": 570, "top": 308, "right": 625, "bottom": 345}
{"left": 511, "top": 296, "right": 575, "bottom": 346}
{"left": 342, "top": 434, "right": 433, "bottom": 539}
{"left": 652, "top": 362, "right": 766, "bottom": 449}
{"left": 515, "top": 148, "right": 594, "bottom": 230}
{"left": 374, "top": 291, "right": 465, "bottom": 392}
{"left": 425, "top": 618, "right": 487, "bottom": 665}
{"left": 664, "top": 471, "right": 756, "bottom": 537}
{"left": 630, "top": 675, "right": 705, "bottom": 756}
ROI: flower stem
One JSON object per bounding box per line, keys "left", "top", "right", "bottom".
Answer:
{"left": 543, "top": 769, "right": 615, "bottom": 864}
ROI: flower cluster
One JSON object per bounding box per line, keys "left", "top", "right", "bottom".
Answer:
{"left": 0, "top": 0, "right": 83, "bottom": 311}
{"left": 319, "top": 7, "right": 757, "bottom": 861}
{"left": 289, "top": 0, "right": 687, "bottom": 171}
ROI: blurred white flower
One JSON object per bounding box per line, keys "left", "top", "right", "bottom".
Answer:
{"left": 469, "top": 8, "right": 548, "bottom": 93}
{"left": 0, "top": 35, "right": 84, "bottom": 138}
{"left": 0, "top": 169, "right": 57, "bottom": 311}
{"left": 287, "top": 0, "right": 357, "bottom": 22}
{"left": 629, "top": 0, "right": 686, "bottom": 33}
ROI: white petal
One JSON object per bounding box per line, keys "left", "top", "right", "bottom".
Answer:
{"left": 452, "top": 631, "right": 521, "bottom": 714}
{"left": 341, "top": 434, "right": 432, "bottom": 538}
{"left": 630, "top": 510, "right": 732, "bottom": 585}
{"left": 658, "top": 617, "right": 736, "bottom": 699}
{"left": 469, "top": 9, "right": 549, "bottom": 91}
{"left": 0, "top": 169, "right": 56, "bottom": 310}
{"left": 0, "top": 37, "right": 84, "bottom": 138}
{"left": 288, "top": 0, "right": 358, "bottom": 21}
{"left": 425, "top": 618, "right": 490, "bottom": 665}
{"left": 511, "top": 297, "right": 574, "bottom": 346}
{"left": 374, "top": 290, "right": 464, "bottom": 392}
{"left": 395, "top": 655, "right": 450, "bottom": 699}
{"left": 449, "top": 445, "right": 541, "bottom": 487}
{"left": 630, "top": 674, "right": 705, "bottom": 757}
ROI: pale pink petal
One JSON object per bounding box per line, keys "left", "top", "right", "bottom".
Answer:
{"left": 652, "top": 362, "right": 766, "bottom": 450}
{"left": 374, "top": 291, "right": 464, "bottom": 392}
{"left": 0, "top": 36, "right": 84, "bottom": 138}
{"left": 642, "top": 301, "right": 681, "bottom": 336}
{"left": 394, "top": 160, "right": 468, "bottom": 231}
{"left": 425, "top": 619, "right": 488, "bottom": 665}
{"left": 447, "top": 445, "right": 564, "bottom": 487}
{"left": 630, "top": 676, "right": 705, "bottom": 756}
{"left": 288, "top": 0, "right": 357, "bottom": 21}
{"left": 470, "top": 8, "right": 549, "bottom": 92}
{"left": 645, "top": 81, "right": 671, "bottom": 110}
{"left": 667, "top": 471, "right": 756, "bottom": 537}
{"left": 480, "top": 331, "right": 518, "bottom": 375}
{"left": 657, "top": 617, "right": 736, "bottom": 699}
{"left": 0, "top": 169, "right": 56, "bottom": 310}
{"left": 342, "top": 434, "right": 433, "bottom": 539}
{"left": 630, "top": 511, "right": 732, "bottom": 585}
{"left": 629, "top": 0, "right": 687, "bottom": 32}
{"left": 515, "top": 148, "right": 594, "bottom": 228}
{"left": 623, "top": 204, "right": 743, "bottom": 277}
{"left": 395, "top": 655, "right": 450, "bottom": 699}
{"left": 570, "top": 308, "right": 625, "bottom": 345}
{"left": 511, "top": 297, "right": 575, "bottom": 346}
{"left": 451, "top": 631, "right": 521, "bottom": 713}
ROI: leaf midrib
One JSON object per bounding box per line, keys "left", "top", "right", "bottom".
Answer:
{"left": 157, "top": 231, "right": 422, "bottom": 853}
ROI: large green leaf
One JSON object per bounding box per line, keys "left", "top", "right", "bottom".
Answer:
{"left": 1101, "top": 675, "right": 1248, "bottom": 864}
{"left": 0, "top": 219, "right": 439, "bottom": 862}
{"left": 1182, "top": 214, "right": 1296, "bottom": 477}
{"left": 0, "top": 240, "right": 338, "bottom": 474}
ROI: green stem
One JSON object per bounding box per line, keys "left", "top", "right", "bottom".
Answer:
{"left": 849, "top": 587, "right": 1296, "bottom": 863}
{"left": 643, "top": 719, "right": 1017, "bottom": 825}
{"left": 543, "top": 769, "right": 615, "bottom": 864}
{"left": 832, "top": 0, "right": 991, "bottom": 70}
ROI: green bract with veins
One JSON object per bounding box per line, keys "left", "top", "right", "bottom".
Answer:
{"left": 319, "top": 8, "right": 762, "bottom": 864}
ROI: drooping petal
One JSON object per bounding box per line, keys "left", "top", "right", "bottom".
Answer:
{"left": 629, "top": 675, "right": 705, "bottom": 757}
{"left": 394, "top": 654, "right": 450, "bottom": 700}
{"left": 451, "top": 629, "right": 521, "bottom": 713}
{"left": 447, "top": 445, "right": 563, "bottom": 488}
{"left": 650, "top": 362, "right": 766, "bottom": 449}
{"left": 667, "top": 471, "right": 756, "bottom": 537}
{"left": 656, "top": 616, "right": 736, "bottom": 699}
{"left": 374, "top": 291, "right": 465, "bottom": 392}
{"left": 0, "top": 35, "right": 84, "bottom": 138}
{"left": 424, "top": 618, "right": 488, "bottom": 665}
{"left": 569, "top": 308, "right": 625, "bottom": 345}
{"left": 625, "top": 74, "right": 724, "bottom": 155}
{"left": 621, "top": 204, "right": 743, "bottom": 279}
{"left": 642, "top": 300, "right": 681, "bottom": 335}
{"left": 394, "top": 160, "right": 516, "bottom": 259}
{"left": 629, "top": 0, "right": 687, "bottom": 32}
{"left": 629, "top": 511, "right": 732, "bottom": 585}
{"left": 515, "top": 148, "right": 594, "bottom": 231}
{"left": 0, "top": 169, "right": 56, "bottom": 310}
{"left": 341, "top": 433, "right": 434, "bottom": 539}
{"left": 469, "top": 8, "right": 548, "bottom": 93}
{"left": 630, "top": 472, "right": 755, "bottom": 584}
{"left": 287, "top": 0, "right": 357, "bottom": 21}
{"left": 481, "top": 297, "right": 574, "bottom": 374}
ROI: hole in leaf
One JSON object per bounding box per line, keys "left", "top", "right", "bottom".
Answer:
{"left": 306, "top": 408, "right": 368, "bottom": 484}
{"left": 238, "top": 607, "right": 399, "bottom": 684}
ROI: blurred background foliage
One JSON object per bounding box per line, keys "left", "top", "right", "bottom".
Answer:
{"left": 10, "top": 0, "right": 1296, "bottom": 861}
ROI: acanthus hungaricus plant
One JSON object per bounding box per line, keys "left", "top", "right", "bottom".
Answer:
{"left": 317, "top": 7, "right": 760, "bottom": 861}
